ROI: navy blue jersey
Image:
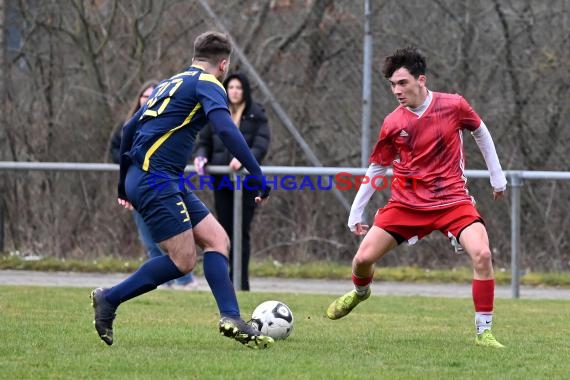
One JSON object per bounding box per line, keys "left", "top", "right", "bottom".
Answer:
{"left": 130, "top": 65, "right": 229, "bottom": 175}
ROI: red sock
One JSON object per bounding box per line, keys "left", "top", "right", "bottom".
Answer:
{"left": 472, "top": 279, "right": 494, "bottom": 312}
{"left": 352, "top": 273, "right": 373, "bottom": 287}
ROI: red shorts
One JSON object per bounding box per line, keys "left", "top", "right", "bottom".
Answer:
{"left": 373, "top": 202, "right": 483, "bottom": 244}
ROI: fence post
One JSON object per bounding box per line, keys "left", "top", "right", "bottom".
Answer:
{"left": 0, "top": 200, "right": 4, "bottom": 253}
{"left": 231, "top": 171, "right": 243, "bottom": 290}
{"left": 510, "top": 172, "right": 523, "bottom": 298}
{"left": 361, "top": 0, "right": 372, "bottom": 167}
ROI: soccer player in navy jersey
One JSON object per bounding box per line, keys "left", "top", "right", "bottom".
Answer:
{"left": 91, "top": 31, "right": 273, "bottom": 349}
{"left": 326, "top": 47, "right": 507, "bottom": 348}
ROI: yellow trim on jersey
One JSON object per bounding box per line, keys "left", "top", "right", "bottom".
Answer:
{"left": 142, "top": 103, "right": 202, "bottom": 171}
{"left": 199, "top": 73, "right": 226, "bottom": 92}
{"left": 172, "top": 70, "right": 199, "bottom": 79}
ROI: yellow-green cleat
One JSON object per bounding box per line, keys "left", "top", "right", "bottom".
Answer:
{"left": 219, "top": 316, "right": 274, "bottom": 349}
{"left": 475, "top": 330, "right": 505, "bottom": 348}
{"left": 326, "top": 288, "right": 371, "bottom": 320}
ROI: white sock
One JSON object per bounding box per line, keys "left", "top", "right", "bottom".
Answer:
{"left": 475, "top": 312, "right": 493, "bottom": 334}
{"left": 355, "top": 284, "right": 370, "bottom": 297}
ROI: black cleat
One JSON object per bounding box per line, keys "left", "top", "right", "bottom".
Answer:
{"left": 219, "top": 316, "right": 274, "bottom": 349}
{"left": 90, "top": 288, "right": 117, "bottom": 346}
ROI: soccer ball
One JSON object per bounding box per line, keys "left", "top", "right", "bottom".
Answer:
{"left": 250, "top": 300, "right": 294, "bottom": 340}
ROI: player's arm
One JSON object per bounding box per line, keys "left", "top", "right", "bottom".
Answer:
{"left": 458, "top": 96, "right": 507, "bottom": 199}
{"left": 471, "top": 120, "right": 507, "bottom": 198}
{"left": 208, "top": 108, "right": 270, "bottom": 200}
{"left": 117, "top": 107, "right": 144, "bottom": 201}
{"left": 348, "top": 163, "right": 388, "bottom": 235}
{"left": 349, "top": 121, "right": 395, "bottom": 234}
{"left": 197, "top": 77, "right": 270, "bottom": 200}
{"left": 230, "top": 107, "right": 270, "bottom": 171}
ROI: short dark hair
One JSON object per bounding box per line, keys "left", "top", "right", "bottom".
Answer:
{"left": 382, "top": 47, "right": 426, "bottom": 79}
{"left": 193, "top": 31, "right": 232, "bottom": 64}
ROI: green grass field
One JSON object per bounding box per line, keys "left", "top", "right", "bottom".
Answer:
{"left": 1, "top": 286, "right": 569, "bottom": 380}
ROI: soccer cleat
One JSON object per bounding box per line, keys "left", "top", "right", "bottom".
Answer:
{"left": 219, "top": 316, "right": 274, "bottom": 349}
{"left": 90, "top": 288, "right": 117, "bottom": 346}
{"left": 475, "top": 330, "right": 505, "bottom": 348}
{"left": 326, "top": 288, "right": 371, "bottom": 320}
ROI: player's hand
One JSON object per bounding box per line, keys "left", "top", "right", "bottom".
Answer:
{"left": 229, "top": 158, "right": 242, "bottom": 171}
{"left": 353, "top": 223, "right": 369, "bottom": 236}
{"left": 255, "top": 185, "right": 271, "bottom": 205}
{"left": 117, "top": 198, "right": 133, "bottom": 210}
{"left": 493, "top": 190, "right": 505, "bottom": 200}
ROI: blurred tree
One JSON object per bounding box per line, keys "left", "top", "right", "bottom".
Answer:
{"left": 0, "top": 0, "right": 568, "bottom": 271}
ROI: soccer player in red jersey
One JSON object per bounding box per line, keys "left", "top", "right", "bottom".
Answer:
{"left": 326, "top": 47, "right": 507, "bottom": 348}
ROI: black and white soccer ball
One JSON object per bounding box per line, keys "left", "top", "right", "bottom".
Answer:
{"left": 250, "top": 300, "right": 294, "bottom": 340}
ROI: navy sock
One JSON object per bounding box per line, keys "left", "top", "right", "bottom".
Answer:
{"left": 105, "top": 255, "right": 184, "bottom": 306}
{"left": 203, "top": 251, "right": 240, "bottom": 318}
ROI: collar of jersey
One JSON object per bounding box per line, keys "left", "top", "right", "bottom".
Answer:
{"left": 190, "top": 64, "right": 206, "bottom": 71}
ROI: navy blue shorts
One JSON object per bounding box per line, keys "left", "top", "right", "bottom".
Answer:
{"left": 125, "top": 165, "right": 210, "bottom": 243}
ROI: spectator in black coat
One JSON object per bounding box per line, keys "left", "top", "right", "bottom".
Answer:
{"left": 193, "top": 72, "right": 271, "bottom": 291}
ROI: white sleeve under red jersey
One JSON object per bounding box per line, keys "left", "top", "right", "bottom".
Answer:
{"left": 369, "top": 92, "right": 481, "bottom": 209}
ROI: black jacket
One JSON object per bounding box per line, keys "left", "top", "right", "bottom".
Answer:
{"left": 194, "top": 103, "right": 270, "bottom": 165}
{"left": 194, "top": 73, "right": 270, "bottom": 165}
{"left": 109, "top": 124, "right": 123, "bottom": 164}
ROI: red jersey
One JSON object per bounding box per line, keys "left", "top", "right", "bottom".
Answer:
{"left": 369, "top": 92, "right": 481, "bottom": 209}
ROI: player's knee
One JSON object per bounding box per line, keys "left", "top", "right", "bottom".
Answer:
{"left": 223, "top": 233, "right": 231, "bottom": 253}
{"left": 216, "top": 232, "right": 231, "bottom": 255}
{"left": 198, "top": 225, "right": 230, "bottom": 255}
{"left": 178, "top": 254, "right": 197, "bottom": 274}
{"left": 170, "top": 247, "right": 197, "bottom": 273}
{"left": 353, "top": 250, "right": 375, "bottom": 267}
{"left": 472, "top": 248, "right": 492, "bottom": 269}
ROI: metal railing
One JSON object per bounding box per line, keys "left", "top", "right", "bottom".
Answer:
{"left": 1, "top": 161, "right": 570, "bottom": 297}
